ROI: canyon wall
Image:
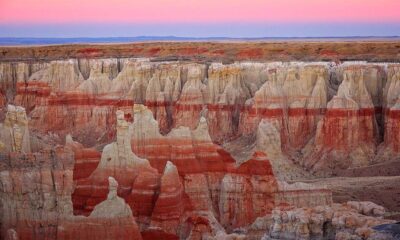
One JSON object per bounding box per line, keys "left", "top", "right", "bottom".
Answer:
{"left": 0, "top": 55, "right": 399, "bottom": 239}
{"left": 0, "top": 104, "right": 338, "bottom": 239}
{"left": 2, "top": 59, "right": 399, "bottom": 176}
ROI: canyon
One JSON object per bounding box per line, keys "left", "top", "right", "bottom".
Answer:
{"left": 0, "top": 42, "right": 399, "bottom": 239}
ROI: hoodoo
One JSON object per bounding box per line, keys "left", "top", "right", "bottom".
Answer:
{"left": 0, "top": 51, "right": 399, "bottom": 239}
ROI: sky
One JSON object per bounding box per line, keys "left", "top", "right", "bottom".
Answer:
{"left": 1, "top": 0, "right": 400, "bottom": 37}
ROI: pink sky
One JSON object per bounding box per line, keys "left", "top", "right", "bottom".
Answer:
{"left": 1, "top": 0, "right": 400, "bottom": 24}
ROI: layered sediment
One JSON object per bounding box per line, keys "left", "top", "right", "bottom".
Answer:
{"left": 1, "top": 54, "right": 399, "bottom": 239}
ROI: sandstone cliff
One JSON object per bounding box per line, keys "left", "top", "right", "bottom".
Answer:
{"left": 1, "top": 57, "right": 399, "bottom": 239}
{"left": 3, "top": 59, "right": 400, "bottom": 176}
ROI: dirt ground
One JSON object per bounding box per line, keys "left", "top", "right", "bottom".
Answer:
{"left": 1, "top": 41, "right": 399, "bottom": 62}
{"left": 299, "top": 176, "right": 400, "bottom": 220}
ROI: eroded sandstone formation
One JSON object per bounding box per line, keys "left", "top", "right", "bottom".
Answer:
{"left": 0, "top": 147, "right": 74, "bottom": 239}
{"left": 0, "top": 105, "right": 30, "bottom": 153}
{"left": 264, "top": 202, "right": 394, "bottom": 240}
{"left": 302, "top": 65, "right": 383, "bottom": 174}
{"left": 3, "top": 59, "right": 400, "bottom": 171}
{"left": 57, "top": 177, "right": 143, "bottom": 240}
{"left": 1, "top": 56, "right": 399, "bottom": 239}
{"left": 69, "top": 105, "right": 336, "bottom": 239}
{"left": 0, "top": 127, "right": 142, "bottom": 240}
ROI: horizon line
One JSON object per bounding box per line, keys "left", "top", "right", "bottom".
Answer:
{"left": 2, "top": 36, "right": 400, "bottom": 38}
{"left": 1, "top": 36, "right": 400, "bottom": 46}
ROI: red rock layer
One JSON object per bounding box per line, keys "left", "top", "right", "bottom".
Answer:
{"left": 150, "top": 162, "right": 184, "bottom": 234}
{"left": 131, "top": 138, "right": 239, "bottom": 175}
{"left": 9, "top": 61, "right": 331, "bottom": 152}
{"left": 0, "top": 109, "right": 332, "bottom": 240}
{"left": 146, "top": 99, "right": 171, "bottom": 134}
{"left": 239, "top": 106, "right": 288, "bottom": 147}
{"left": 384, "top": 108, "right": 400, "bottom": 152}
{"left": 303, "top": 107, "right": 379, "bottom": 172}
{"left": 239, "top": 106, "right": 327, "bottom": 152}
{"left": 15, "top": 81, "right": 134, "bottom": 145}
{"left": 0, "top": 63, "right": 33, "bottom": 108}
{"left": 375, "top": 65, "right": 400, "bottom": 160}
{"left": 141, "top": 230, "right": 179, "bottom": 240}
{"left": 316, "top": 108, "right": 378, "bottom": 151}
{"left": 207, "top": 103, "right": 243, "bottom": 144}
{"left": 13, "top": 68, "right": 136, "bottom": 143}
{"left": 238, "top": 66, "right": 329, "bottom": 153}
{"left": 172, "top": 95, "right": 204, "bottom": 130}
{"left": 0, "top": 92, "right": 6, "bottom": 109}
{"left": 205, "top": 64, "right": 253, "bottom": 143}
{"left": 130, "top": 129, "right": 275, "bottom": 176}
{"left": 0, "top": 93, "right": 5, "bottom": 120}
{"left": 287, "top": 107, "right": 327, "bottom": 149}
{"left": 14, "top": 81, "right": 51, "bottom": 112}
{"left": 73, "top": 170, "right": 160, "bottom": 234}
{"left": 216, "top": 152, "right": 277, "bottom": 230}
{"left": 299, "top": 66, "right": 386, "bottom": 173}
{"left": 57, "top": 217, "right": 143, "bottom": 240}
{"left": 0, "top": 143, "right": 148, "bottom": 239}
{"left": 3, "top": 60, "right": 400, "bottom": 239}
{"left": 65, "top": 139, "right": 101, "bottom": 180}
{"left": 72, "top": 107, "right": 283, "bottom": 237}
{"left": 129, "top": 108, "right": 281, "bottom": 233}
{"left": 75, "top": 142, "right": 278, "bottom": 234}
{"left": 72, "top": 166, "right": 159, "bottom": 222}
{"left": 234, "top": 151, "right": 275, "bottom": 175}
{"left": 72, "top": 109, "right": 160, "bottom": 227}
{"left": 126, "top": 168, "right": 160, "bottom": 225}
{"left": 240, "top": 107, "right": 328, "bottom": 151}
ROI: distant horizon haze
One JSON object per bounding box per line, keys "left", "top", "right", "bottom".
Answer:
{"left": 1, "top": 22, "right": 400, "bottom": 38}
